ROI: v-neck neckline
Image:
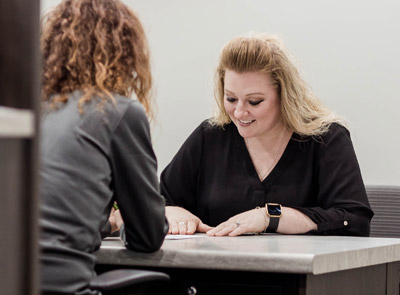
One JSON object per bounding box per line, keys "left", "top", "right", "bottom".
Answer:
{"left": 233, "top": 125, "right": 299, "bottom": 189}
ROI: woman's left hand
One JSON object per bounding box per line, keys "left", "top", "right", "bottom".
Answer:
{"left": 206, "top": 208, "right": 268, "bottom": 236}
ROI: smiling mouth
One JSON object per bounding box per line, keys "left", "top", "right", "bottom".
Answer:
{"left": 238, "top": 119, "right": 255, "bottom": 125}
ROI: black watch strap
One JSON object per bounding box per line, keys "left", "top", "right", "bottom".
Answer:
{"left": 265, "top": 203, "right": 282, "bottom": 233}
{"left": 266, "top": 216, "right": 279, "bottom": 232}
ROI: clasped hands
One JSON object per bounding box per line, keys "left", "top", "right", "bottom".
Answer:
{"left": 166, "top": 206, "right": 268, "bottom": 236}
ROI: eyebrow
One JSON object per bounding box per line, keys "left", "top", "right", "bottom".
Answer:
{"left": 245, "top": 92, "right": 265, "bottom": 97}
{"left": 225, "top": 89, "right": 266, "bottom": 97}
{"left": 224, "top": 89, "right": 235, "bottom": 96}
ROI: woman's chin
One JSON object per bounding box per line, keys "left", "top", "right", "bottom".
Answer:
{"left": 237, "top": 129, "right": 255, "bottom": 139}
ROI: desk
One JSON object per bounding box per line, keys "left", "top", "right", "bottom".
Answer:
{"left": 95, "top": 235, "right": 400, "bottom": 295}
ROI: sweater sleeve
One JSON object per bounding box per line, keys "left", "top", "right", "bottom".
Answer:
{"left": 100, "top": 220, "right": 112, "bottom": 239}
{"left": 110, "top": 101, "right": 168, "bottom": 252}
{"left": 294, "top": 124, "right": 374, "bottom": 236}
{"left": 160, "top": 122, "right": 205, "bottom": 213}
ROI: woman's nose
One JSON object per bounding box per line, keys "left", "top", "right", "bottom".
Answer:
{"left": 234, "top": 101, "right": 248, "bottom": 117}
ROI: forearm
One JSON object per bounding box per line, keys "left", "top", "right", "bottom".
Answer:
{"left": 274, "top": 207, "right": 317, "bottom": 234}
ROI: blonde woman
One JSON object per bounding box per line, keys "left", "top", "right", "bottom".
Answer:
{"left": 39, "top": 0, "right": 167, "bottom": 294}
{"left": 161, "top": 34, "right": 373, "bottom": 237}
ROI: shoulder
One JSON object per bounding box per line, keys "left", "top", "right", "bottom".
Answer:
{"left": 294, "top": 123, "right": 350, "bottom": 142}
{"left": 319, "top": 123, "right": 351, "bottom": 145}
{"left": 111, "top": 95, "right": 147, "bottom": 121}
{"left": 108, "top": 95, "right": 149, "bottom": 132}
{"left": 308, "top": 123, "right": 354, "bottom": 155}
{"left": 178, "top": 119, "right": 232, "bottom": 150}
{"left": 109, "top": 96, "right": 153, "bottom": 153}
{"left": 197, "top": 119, "right": 234, "bottom": 135}
{"left": 293, "top": 123, "right": 352, "bottom": 151}
{"left": 186, "top": 120, "right": 236, "bottom": 143}
{"left": 325, "top": 123, "right": 350, "bottom": 137}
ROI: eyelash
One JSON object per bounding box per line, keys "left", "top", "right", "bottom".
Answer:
{"left": 226, "top": 97, "right": 263, "bottom": 106}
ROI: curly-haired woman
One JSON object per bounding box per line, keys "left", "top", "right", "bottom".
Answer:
{"left": 39, "top": 0, "right": 168, "bottom": 294}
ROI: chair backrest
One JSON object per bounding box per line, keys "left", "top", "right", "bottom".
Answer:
{"left": 90, "top": 269, "right": 170, "bottom": 294}
{"left": 367, "top": 185, "right": 400, "bottom": 238}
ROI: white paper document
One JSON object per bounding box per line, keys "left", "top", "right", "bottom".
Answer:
{"left": 165, "top": 234, "right": 206, "bottom": 240}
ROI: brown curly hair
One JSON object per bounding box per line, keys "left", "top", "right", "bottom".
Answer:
{"left": 41, "top": 0, "right": 153, "bottom": 118}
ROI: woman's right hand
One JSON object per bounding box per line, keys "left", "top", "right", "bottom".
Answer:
{"left": 166, "top": 206, "right": 213, "bottom": 235}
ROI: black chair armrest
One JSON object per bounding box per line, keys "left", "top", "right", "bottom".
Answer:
{"left": 89, "top": 269, "right": 170, "bottom": 291}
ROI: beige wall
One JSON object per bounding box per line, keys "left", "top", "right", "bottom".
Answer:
{"left": 41, "top": 0, "right": 400, "bottom": 185}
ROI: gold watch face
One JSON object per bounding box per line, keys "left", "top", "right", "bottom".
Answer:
{"left": 266, "top": 203, "right": 282, "bottom": 217}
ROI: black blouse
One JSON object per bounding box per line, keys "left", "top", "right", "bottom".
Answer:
{"left": 160, "top": 120, "right": 373, "bottom": 236}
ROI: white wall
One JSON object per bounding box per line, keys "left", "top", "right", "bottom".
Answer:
{"left": 41, "top": 0, "right": 400, "bottom": 185}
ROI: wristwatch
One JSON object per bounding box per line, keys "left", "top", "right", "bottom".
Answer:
{"left": 265, "top": 203, "right": 282, "bottom": 232}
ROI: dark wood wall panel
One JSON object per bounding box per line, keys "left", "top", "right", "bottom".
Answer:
{"left": 0, "top": 140, "right": 26, "bottom": 294}
{"left": 0, "top": 0, "right": 40, "bottom": 294}
{"left": 0, "top": 0, "right": 40, "bottom": 109}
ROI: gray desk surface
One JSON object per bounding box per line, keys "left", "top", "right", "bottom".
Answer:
{"left": 96, "top": 234, "right": 400, "bottom": 275}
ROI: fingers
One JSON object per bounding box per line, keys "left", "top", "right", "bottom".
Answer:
{"left": 168, "top": 220, "right": 196, "bottom": 235}
{"left": 114, "top": 210, "right": 123, "bottom": 230}
{"left": 168, "top": 220, "right": 213, "bottom": 235}
{"left": 109, "top": 207, "right": 115, "bottom": 219}
{"left": 197, "top": 222, "right": 214, "bottom": 233}
{"left": 169, "top": 221, "right": 179, "bottom": 235}
{"left": 228, "top": 225, "right": 247, "bottom": 237}
{"left": 166, "top": 206, "right": 203, "bottom": 235}
{"left": 207, "top": 222, "right": 234, "bottom": 236}
{"left": 178, "top": 221, "right": 187, "bottom": 235}
{"left": 187, "top": 220, "right": 197, "bottom": 234}
{"left": 207, "top": 221, "right": 247, "bottom": 237}
{"left": 207, "top": 209, "right": 267, "bottom": 236}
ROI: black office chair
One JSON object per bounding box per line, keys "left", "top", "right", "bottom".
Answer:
{"left": 366, "top": 185, "right": 400, "bottom": 295}
{"left": 366, "top": 185, "right": 400, "bottom": 238}
{"left": 89, "top": 269, "right": 170, "bottom": 295}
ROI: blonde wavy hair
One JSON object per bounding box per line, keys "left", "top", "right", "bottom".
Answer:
{"left": 211, "top": 34, "right": 345, "bottom": 136}
{"left": 41, "top": 0, "right": 153, "bottom": 119}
